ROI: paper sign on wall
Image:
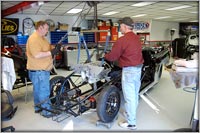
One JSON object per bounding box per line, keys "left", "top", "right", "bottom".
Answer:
{"left": 133, "top": 21, "right": 151, "bottom": 33}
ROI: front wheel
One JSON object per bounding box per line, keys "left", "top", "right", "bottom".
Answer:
{"left": 49, "top": 76, "right": 70, "bottom": 105}
{"left": 97, "top": 85, "right": 121, "bottom": 123}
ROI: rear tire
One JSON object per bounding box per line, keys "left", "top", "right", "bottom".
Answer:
{"left": 97, "top": 85, "right": 121, "bottom": 123}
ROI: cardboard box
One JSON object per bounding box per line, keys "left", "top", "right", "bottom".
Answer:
{"left": 50, "top": 26, "right": 55, "bottom": 31}
{"left": 59, "top": 24, "right": 68, "bottom": 31}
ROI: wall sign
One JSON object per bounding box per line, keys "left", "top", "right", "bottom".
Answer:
{"left": 133, "top": 21, "right": 151, "bottom": 33}
{"left": 2, "top": 18, "right": 19, "bottom": 35}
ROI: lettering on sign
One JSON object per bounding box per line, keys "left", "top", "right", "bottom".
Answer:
{"left": 2, "top": 18, "right": 19, "bottom": 35}
{"left": 133, "top": 22, "right": 150, "bottom": 30}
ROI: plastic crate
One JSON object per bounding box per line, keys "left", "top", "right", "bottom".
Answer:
{"left": 111, "top": 26, "right": 118, "bottom": 41}
{"left": 83, "top": 32, "right": 95, "bottom": 43}
{"left": 17, "top": 35, "right": 29, "bottom": 45}
{"left": 50, "top": 31, "right": 68, "bottom": 44}
{"left": 98, "top": 26, "right": 110, "bottom": 41}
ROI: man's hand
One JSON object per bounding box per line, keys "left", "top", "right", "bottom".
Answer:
{"left": 55, "top": 43, "right": 62, "bottom": 50}
{"left": 51, "top": 44, "right": 62, "bottom": 57}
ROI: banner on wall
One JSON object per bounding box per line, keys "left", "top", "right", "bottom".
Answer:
{"left": 2, "top": 18, "right": 19, "bottom": 35}
{"left": 133, "top": 20, "right": 151, "bottom": 33}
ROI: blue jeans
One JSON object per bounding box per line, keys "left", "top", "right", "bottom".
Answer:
{"left": 28, "top": 70, "right": 51, "bottom": 115}
{"left": 122, "top": 65, "right": 142, "bottom": 125}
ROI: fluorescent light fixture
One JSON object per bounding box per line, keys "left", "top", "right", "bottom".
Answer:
{"left": 67, "top": 9, "right": 82, "bottom": 14}
{"left": 165, "top": 5, "right": 191, "bottom": 10}
{"left": 131, "top": 2, "right": 156, "bottom": 7}
{"left": 103, "top": 11, "right": 119, "bottom": 16}
{"left": 155, "top": 16, "right": 171, "bottom": 19}
{"left": 189, "top": 20, "right": 198, "bottom": 22}
{"left": 190, "top": 11, "right": 198, "bottom": 14}
{"left": 174, "top": 18, "right": 188, "bottom": 21}
{"left": 132, "top": 14, "right": 147, "bottom": 17}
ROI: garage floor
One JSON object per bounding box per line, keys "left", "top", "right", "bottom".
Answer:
{"left": 1, "top": 67, "right": 196, "bottom": 132}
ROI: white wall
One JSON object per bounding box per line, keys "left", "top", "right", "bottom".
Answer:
{"left": 6, "top": 14, "right": 83, "bottom": 32}
{"left": 5, "top": 14, "right": 120, "bottom": 43}
{"left": 6, "top": 14, "right": 86, "bottom": 42}
{"left": 6, "top": 14, "right": 180, "bottom": 43}
{"left": 150, "top": 20, "right": 179, "bottom": 41}
{"left": 6, "top": 14, "right": 119, "bottom": 33}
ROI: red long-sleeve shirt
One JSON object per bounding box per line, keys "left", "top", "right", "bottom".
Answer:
{"left": 105, "top": 32, "right": 144, "bottom": 68}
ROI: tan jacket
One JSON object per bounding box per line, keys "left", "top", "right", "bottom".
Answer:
{"left": 26, "top": 31, "right": 53, "bottom": 71}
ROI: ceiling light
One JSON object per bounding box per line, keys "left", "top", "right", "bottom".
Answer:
{"left": 190, "top": 11, "right": 198, "bottom": 14}
{"left": 165, "top": 5, "right": 191, "bottom": 10}
{"left": 67, "top": 9, "right": 82, "bottom": 14}
{"left": 174, "top": 18, "right": 188, "bottom": 21}
{"left": 189, "top": 20, "right": 198, "bottom": 22}
{"left": 103, "top": 11, "right": 119, "bottom": 16}
{"left": 131, "top": 2, "right": 156, "bottom": 7}
{"left": 132, "top": 14, "right": 147, "bottom": 17}
{"left": 155, "top": 16, "right": 171, "bottom": 19}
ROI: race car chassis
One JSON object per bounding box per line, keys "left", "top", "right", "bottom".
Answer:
{"left": 35, "top": 46, "right": 170, "bottom": 126}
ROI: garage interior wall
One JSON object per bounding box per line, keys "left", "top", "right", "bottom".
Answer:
{"left": 6, "top": 14, "right": 181, "bottom": 43}
{"left": 6, "top": 14, "right": 82, "bottom": 42}
{"left": 150, "top": 20, "right": 180, "bottom": 41}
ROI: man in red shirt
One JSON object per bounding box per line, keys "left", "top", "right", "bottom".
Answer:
{"left": 105, "top": 17, "right": 144, "bottom": 130}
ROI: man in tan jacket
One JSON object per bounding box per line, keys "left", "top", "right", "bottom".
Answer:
{"left": 26, "top": 20, "right": 61, "bottom": 118}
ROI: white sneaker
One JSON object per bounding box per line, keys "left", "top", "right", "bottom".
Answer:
{"left": 119, "top": 122, "right": 137, "bottom": 130}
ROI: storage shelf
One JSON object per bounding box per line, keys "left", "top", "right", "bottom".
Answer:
{"left": 50, "top": 31, "right": 68, "bottom": 44}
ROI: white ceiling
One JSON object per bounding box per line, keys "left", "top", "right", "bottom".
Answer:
{"left": 1, "top": 1, "right": 199, "bottom": 22}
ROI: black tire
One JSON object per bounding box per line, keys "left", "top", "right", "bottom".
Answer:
{"left": 97, "top": 85, "right": 121, "bottom": 123}
{"left": 49, "top": 76, "right": 70, "bottom": 105}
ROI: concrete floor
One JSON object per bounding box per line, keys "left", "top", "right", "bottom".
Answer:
{"left": 1, "top": 67, "right": 196, "bottom": 132}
